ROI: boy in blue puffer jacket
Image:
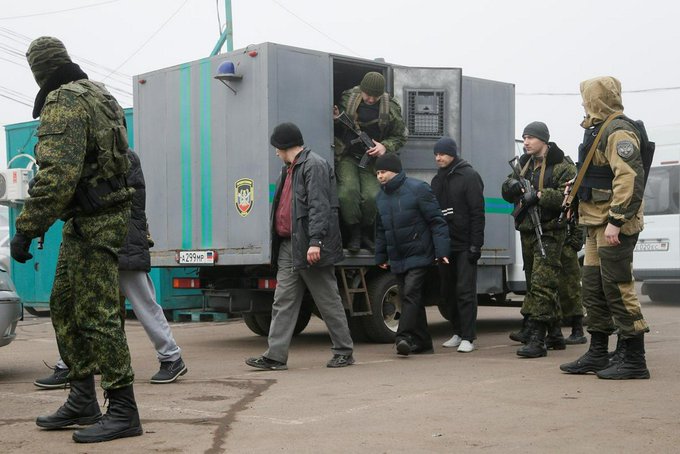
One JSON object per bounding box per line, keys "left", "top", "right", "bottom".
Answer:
{"left": 374, "top": 154, "right": 450, "bottom": 355}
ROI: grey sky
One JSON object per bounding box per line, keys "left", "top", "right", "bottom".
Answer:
{"left": 2, "top": 0, "right": 679, "bottom": 162}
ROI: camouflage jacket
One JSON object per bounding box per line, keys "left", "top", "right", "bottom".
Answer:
{"left": 16, "top": 80, "right": 132, "bottom": 239}
{"left": 335, "top": 86, "right": 407, "bottom": 155}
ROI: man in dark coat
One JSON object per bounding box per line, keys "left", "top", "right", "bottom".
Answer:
{"left": 374, "top": 154, "right": 450, "bottom": 356}
{"left": 431, "top": 137, "right": 485, "bottom": 353}
{"left": 246, "top": 123, "right": 354, "bottom": 370}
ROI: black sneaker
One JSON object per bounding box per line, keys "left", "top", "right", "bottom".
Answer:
{"left": 245, "top": 356, "right": 288, "bottom": 370}
{"left": 34, "top": 364, "right": 70, "bottom": 389}
{"left": 150, "top": 358, "right": 188, "bottom": 384}
{"left": 396, "top": 339, "right": 412, "bottom": 356}
{"left": 326, "top": 354, "right": 355, "bottom": 368}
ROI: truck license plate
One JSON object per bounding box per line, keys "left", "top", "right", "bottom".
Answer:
{"left": 634, "top": 240, "right": 669, "bottom": 252}
{"left": 177, "top": 250, "right": 216, "bottom": 264}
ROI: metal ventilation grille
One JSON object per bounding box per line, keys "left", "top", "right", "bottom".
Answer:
{"left": 406, "top": 90, "right": 445, "bottom": 137}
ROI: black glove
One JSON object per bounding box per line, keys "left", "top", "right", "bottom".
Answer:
{"left": 10, "top": 232, "right": 33, "bottom": 263}
{"left": 502, "top": 178, "right": 523, "bottom": 203}
{"left": 468, "top": 245, "right": 481, "bottom": 264}
{"left": 522, "top": 190, "right": 539, "bottom": 207}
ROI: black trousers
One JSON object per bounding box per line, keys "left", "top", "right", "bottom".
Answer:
{"left": 395, "top": 267, "right": 432, "bottom": 350}
{"left": 440, "top": 249, "right": 478, "bottom": 341}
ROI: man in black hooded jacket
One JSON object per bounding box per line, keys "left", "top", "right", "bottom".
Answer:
{"left": 431, "top": 137, "right": 485, "bottom": 353}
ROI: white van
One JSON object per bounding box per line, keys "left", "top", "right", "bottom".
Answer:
{"left": 633, "top": 143, "right": 680, "bottom": 302}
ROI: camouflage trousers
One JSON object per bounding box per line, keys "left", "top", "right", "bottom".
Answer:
{"left": 519, "top": 229, "right": 566, "bottom": 323}
{"left": 50, "top": 206, "right": 134, "bottom": 390}
{"left": 558, "top": 242, "right": 585, "bottom": 319}
{"left": 582, "top": 225, "right": 648, "bottom": 337}
{"left": 336, "top": 154, "right": 379, "bottom": 227}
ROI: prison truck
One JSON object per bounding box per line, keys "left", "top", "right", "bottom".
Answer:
{"left": 134, "top": 42, "right": 517, "bottom": 342}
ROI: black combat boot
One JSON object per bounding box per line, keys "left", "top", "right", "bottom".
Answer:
{"left": 72, "top": 385, "right": 143, "bottom": 443}
{"left": 509, "top": 315, "right": 530, "bottom": 344}
{"left": 559, "top": 331, "right": 609, "bottom": 374}
{"left": 347, "top": 224, "right": 361, "bottom": 253}
{"left": 516, "top": 320, "right": 547, "bottom": 358}
{"left": 545, "top": 321, "right": 567, "bottom": 350}
{"left": 607, "top": 334, "right": 625, "bottom": 365}
{"left": 36, "top": 375, "right": 101, "bottom": 429}
{"left": 597, "top": 334, "right": 650, "bottom": 380}
{"left": 565, "top": 315, "right": 587, "bottom": 345}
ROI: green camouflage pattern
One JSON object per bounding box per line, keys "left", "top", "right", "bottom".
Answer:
{"left": 336, "top": 155, "right": 380, "bottom": 226}
{"left": 16, "top": 74, "right": 134, "bottom": 390}
{"left": 336, "top": 87, "right": 407, "bottom": 153}
{"left": 16, "top": 80, "right": 132, "bottom": 239}
{"left": 51, "top": 207, "right": 134, "bottom": 389}
{"left": 558, "top": 227, "right": 584, "bottom": 318}
{"left": 519, "top": 229, "right": 566, "bottom": 322}
{"left": 26, "top": 36, "right": 72, "bottom": 88}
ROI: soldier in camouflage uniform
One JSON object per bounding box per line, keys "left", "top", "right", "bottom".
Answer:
{"left": 10, "top": 37, "right": 143, "bottom": 443}
{"left": 502, "top": 122, "right": 576, "bottom": 358}
{"left": 560, "top": 76, "right": 650, "bottom": 379}
{"left": 333, "top": 72, "right": 407, "bottom": 252}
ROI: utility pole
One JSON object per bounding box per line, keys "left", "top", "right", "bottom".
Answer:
{"left": 210, "top": 0, "right": 234, "bottom": 56}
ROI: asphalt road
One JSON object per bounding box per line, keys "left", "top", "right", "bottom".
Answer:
{"left": 1, "top": 288, "right": 679, "bottom": 453}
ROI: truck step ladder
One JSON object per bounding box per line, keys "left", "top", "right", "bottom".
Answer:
{"left": 338, "top": 267, "right": 371, "bottom": 316}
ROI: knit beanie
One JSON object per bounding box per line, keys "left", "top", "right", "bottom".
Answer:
{"left": 522, "top": 121, "right": 550, "bottom": 143}
{"left": 270, "top": 122, "right": 304, "bottom": 149}
{"left": 359, "top": 72, "right": 385, "bottom": 97}
{"left": 26, "top": 36, "right": 73, "bottom": 88}
{"left": 433, "top": 137, "right": 458, "bottom": 158}
{"left": 375, "top": 154, "right": 402, "bottom": 173}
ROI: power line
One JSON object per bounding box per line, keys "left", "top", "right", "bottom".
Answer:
{"left": 0, "top": 0, "right": 123, "bottom": 21}
{"left": 103, "top": 0, "right": 190, "bottom": 82}
{"left": 518, "top": 86, "right": 680, "bottom": 96}
{"left": 0, "top": 92, "right": 32, "bottom": 107}
{"left": 269, "top": 0, "right": 362, "bottom": 58}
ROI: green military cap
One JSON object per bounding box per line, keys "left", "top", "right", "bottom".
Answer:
{"left": 360, "top": 72, "right": 385, "bottom": 97}
{"left": 26, "top": 36, "right": 72, "bottom": 88}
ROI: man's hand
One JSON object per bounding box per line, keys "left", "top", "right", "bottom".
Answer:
{"left": 436, "top": 257, "right": 450, "bottom": 265}
{"left": 378, "top": 263, "right": 389, "bottom": 270}
{"left": 307, "top": 246, "right": 321, "bottom": 264}
{"left": 10, "top": 232, "right": 33, "bottom": 263}
{"left": 333, "top": 105, "right": 340, "bottom": 119}
{"left": 367, "top": 141, "right": 387, "bottom": 157}
{"left": 604, "top": 223, "right": 621, "bottom": 246}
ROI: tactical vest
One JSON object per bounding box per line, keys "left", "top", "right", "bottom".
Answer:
{"left": 345, "top": 87, "right": 391, "bottom": 136}
{"left": 73, "top": 80, "right": 130, "bottom": 187}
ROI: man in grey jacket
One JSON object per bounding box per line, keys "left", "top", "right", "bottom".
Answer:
{"left": 246, "top": 122, "right": 354, "bottom": 370}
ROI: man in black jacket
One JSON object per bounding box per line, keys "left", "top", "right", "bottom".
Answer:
{"left": 246, "top": 123, "right": 354, "bottom": 370}
{"left": 431, "top": 137, "right": 485, "bottom": 353}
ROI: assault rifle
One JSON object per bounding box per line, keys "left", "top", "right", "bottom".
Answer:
{"left": 335, "top": 111, "right": 376, "bottom": 169}
{"left": 509, "top": 156, "right": 546, "bottom": 258}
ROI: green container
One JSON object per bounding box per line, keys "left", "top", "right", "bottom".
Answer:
{"left": 4, "top": 109, "right": 203, "bottom": 314}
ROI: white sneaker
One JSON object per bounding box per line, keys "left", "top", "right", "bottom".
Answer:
{"left": 442, "top": 334, "right": 462, "bottom": 348}
{"left": 457, "top": 340, "right": 474, "bottom": 353}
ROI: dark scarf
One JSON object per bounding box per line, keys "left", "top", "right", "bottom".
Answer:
{"left": 33, "top": 62, "right": 88, "bottom": 118}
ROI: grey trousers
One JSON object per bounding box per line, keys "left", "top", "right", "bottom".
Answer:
{"left": 264, "top": 239, "right": 353, "bottom": 364}
{"left": 56, "top": 270, "right": 181, "bottom": 369}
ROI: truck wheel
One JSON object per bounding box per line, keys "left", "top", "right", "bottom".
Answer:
{"left": 647, "top": 287, "right": 674, "bottom": 303}
{"left": 362, "top": 273, "right": 400, "bottom": 343}
{"left": 25, "top": 307, "right": 51, "bottom": 317}
{"left": 294, "top": 307, "right": 312, "bottom": 335}
{"left": 243, "top": 314, "right": 268, "bottom": 336}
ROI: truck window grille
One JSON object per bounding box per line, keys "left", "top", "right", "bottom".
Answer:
{"left": 406, "top": 90, "right": 445, "bottom": 138}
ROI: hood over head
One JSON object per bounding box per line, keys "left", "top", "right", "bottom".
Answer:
{"left": 580, "top": 76, "right": 623, "bottom": 129}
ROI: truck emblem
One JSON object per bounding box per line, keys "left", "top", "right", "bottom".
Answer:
{"left": 235, "top": 178, "right": 254, "bottom": 217}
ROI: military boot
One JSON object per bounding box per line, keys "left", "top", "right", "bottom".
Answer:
{"left": 607, "top": 334, "right": 625, "bottom": 366}
{"left": 509, "top": 315, "right": 530, "bottom": 344}
{"left": 72, "top": 385, "right": 143, "bottom": 443}
{"left": 545, "top": 321, "right": 567, "bottom": 350}
{"left": 597, "top": 334, "right": 650, "bottom": 380}
{"left": 559, "top": 331, "right": 609, "bottom": 374}
{"left": 347, "top": 224, "right": 361, "bottom": 253}
{"left": 565, "top": 315, "right": 587, "bottom": 345}
{"left": 36, "top": 375, "right": 101, "bottom": 429}
{"left": 516, "top": 320, "right": 547, "bottom": 358}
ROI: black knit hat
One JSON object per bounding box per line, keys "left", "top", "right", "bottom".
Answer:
{"left": 360, "top": 72, "right": 385, "bottom": 97}
{"left": 522, "top": 121, "right": 550, "bottom": 143}
{"left": 433, "top": 137, "right": 458, "bottom": 158}
{"left": 375, "top": 154, "right": 402, "bottom": 173}
{"left": 270, "top": 122, "right": 304, "bottom": 149}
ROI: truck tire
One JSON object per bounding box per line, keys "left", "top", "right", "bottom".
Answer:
{"left": 25, "top": 307, "right": 51, "bottom": 317}
{"left": 243, "top": 314, "right": 268, "bottom": 336}
{"left": 242, "top": 308, "right": 312, "bottom": 337}
{"left": 362, "top": 273, "right": 400, "bottom": 343}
